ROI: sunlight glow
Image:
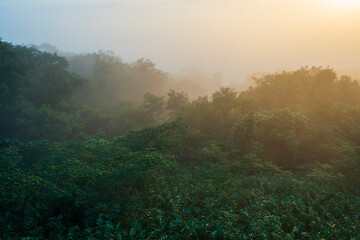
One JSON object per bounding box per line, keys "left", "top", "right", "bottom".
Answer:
{"left": 329, "top": 0, "right": 360, "bottom": 8}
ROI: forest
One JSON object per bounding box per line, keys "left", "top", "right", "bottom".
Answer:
{"left": 0, "top": 40, "right": 359, "bottom": 239}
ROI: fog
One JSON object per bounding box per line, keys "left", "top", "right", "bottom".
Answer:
{"left": 1, "top": 0, "right": 360, "bottom": 82}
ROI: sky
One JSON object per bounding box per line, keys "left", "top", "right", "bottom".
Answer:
{"left": 1, "top": 0, "right": 360, "bottom": 82}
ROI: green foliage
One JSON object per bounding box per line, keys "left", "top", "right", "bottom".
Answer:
{"left": 1, "top": 139, "right": 359, "bottom": 239}
{"left": 1, "top": 40, "right": 360, "bottom": 239}
{"left": 230, "top": 110, "right": 310, "bottom": 169}
{"left": 0, "top": 41, "right": 161, "bottom": 141}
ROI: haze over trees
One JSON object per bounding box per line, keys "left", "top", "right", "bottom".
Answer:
{"left": 0, "top": 40, "right": 359, "bottom": 239}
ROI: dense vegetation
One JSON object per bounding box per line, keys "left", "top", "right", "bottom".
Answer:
{"left": 0, "top": 40, "right": 359, "bottom": 239}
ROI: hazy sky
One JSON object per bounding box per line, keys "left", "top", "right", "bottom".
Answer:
{"left": 1, "top": 0, "right": 360, "bottom": 82}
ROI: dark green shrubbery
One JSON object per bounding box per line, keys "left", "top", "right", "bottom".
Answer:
{"left": 1, "top": 136, "right": 359, "bottom": 239}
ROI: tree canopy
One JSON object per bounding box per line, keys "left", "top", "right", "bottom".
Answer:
{"left": 0, "top": 40, "right": 359, "bottom": 239}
